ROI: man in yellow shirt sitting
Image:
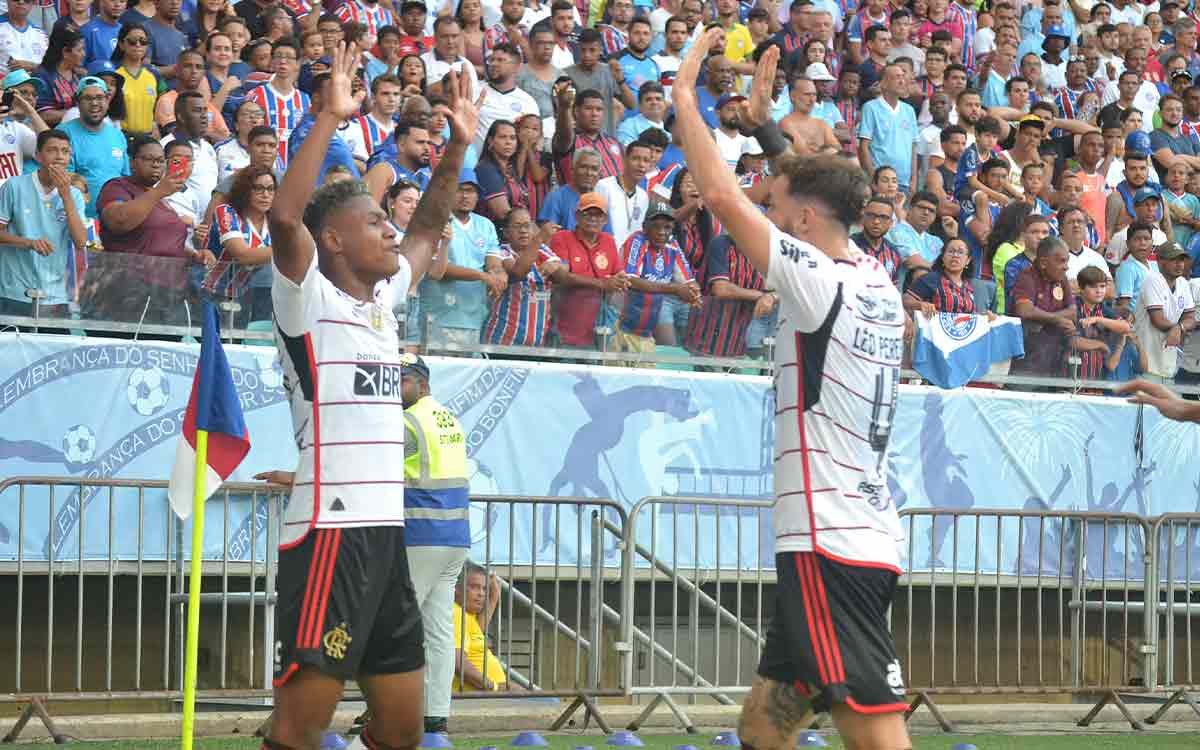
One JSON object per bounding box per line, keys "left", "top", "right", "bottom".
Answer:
{"left": 452, "top": 564, "right": 509, "bottom": 691}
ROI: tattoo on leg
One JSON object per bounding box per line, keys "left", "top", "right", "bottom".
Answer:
{"left": 764, "top": 680, "right": 811, "bottom": 735}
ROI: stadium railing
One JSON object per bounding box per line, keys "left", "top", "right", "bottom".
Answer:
{"left": 0, "top": 476, "right": 631, "bottom": 741}
{"left": 1146, "top": 513, "right": 1200, "bottom": 725}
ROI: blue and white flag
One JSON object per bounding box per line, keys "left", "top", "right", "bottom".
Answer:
{"left": 912, "top": 313, "right": 1025, "bottom": 389}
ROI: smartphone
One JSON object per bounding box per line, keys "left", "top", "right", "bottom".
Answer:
{"left": 1, "top": 90, "right": 14, "bottom": 109}
{"left": 168, "top": 154, "right": 191, "bottom": 180}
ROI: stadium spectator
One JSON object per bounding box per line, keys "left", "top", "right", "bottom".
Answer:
{"left": 482, "top": 206, "right": 561, "bottom": 346}
{"left": 1010, "top": 236, "right": 1076, "bottom": 377}
{"left": 475, "top": 42, "right": 538, "bottom": 151}
{"left": 215, "top": 102, "right": 269, "bottom": 180}
{"left": 539, "top": 146, "right": 600, "bottom": 232}
{"left": 364, "top": 119, "right": 433, "bottom": 201}
{"left": 1107, "top": 186, "right": 1169, "bottom": 266}
{"left": 1163, "top": 162, "right": 1200, "bottom": 249}
{"left": 61, "top": 75, "right": 128, "bottom": 216}
{"left": 712, "top": 92, "right": 756, "bottom": 168}
{"left": 611, "top": 202, "right": 698, "bottom": 357}
{"left": 888, "top": 190, "right": 951, "bottom": 280}
{"left": 452, "top": 564, "right": 507, "bottom": 692}
{"left": 904, "top": 237, "right": 984, "bottom": 315}
{"left": 513, "top": 113, "right": 552, "bottom": 220}
{"left": 245, "top": 39, "right": 309, "bottom": 164}
{"left": 696, "top": 52, "right": 735, "bottom": 129}
{"left": 143, "top": 0, "right": 188, "bottom": 81}
{"left": 780, "top": 76, "right": 839, "bottom": 156}
{"left": 422, "top": 17, "right": 481, "bottom": 98}
{"left": 34, "top": 27, "right": 83, "bottom": 126}
{"left": 234, "top": 0, "right": 295, "bottom": 40}
{"left": 616, "top": 81, "right": 668, "bottom": 145}
{"left": 419, "top": 169, "right": 504, "bottom": 345}
{"left": 97, "top": 134, "right": 212, "bottom": 323}
{"left": 853, "top": 195, "right": 926, "bottom": 287}
{"left": 1058, "top": 206, "right": 1112, "bottom": 295}
{"left": 0, "top": 129, "right": 87, "bottom": 319}
{"left": 597, "top": 0, "right": 632, "bottom": 56}
{"left": 515, "top": 26, "right": 561, "bottom": 119}
{"left": 161, "top": 90, "right": 219, "bottom": 219}
{"left": 0, "top": 0, "right": 49, "bottom": 79}
{"left": 81, "top": 0, "right": 125, "bottom": 65}
{"left": 964, "top": 157, "right": 1010, "bottom": 274}
{"left": 1073, "top": 265, "right": 1132, "bottom": 379}
{"left": 547, "top": 191, "right": 626, "bottom": 348}
{"left": 186, "top": 0, "right": 236, "bottom": 47}
{"left": 996, "top": 214, "right": 1051, "bottom": 315}
{"left": 112, "top": 23, "right": 160, "bottom": 137}
{"left": 455, "top": 0, "right": 487, "bottom": 80}
{"left": 564, "top": 29, "right": 623, "bottom": 135}
{"left": 0, "top": 74, "right": 47, "bottom": 190}
{"left": 1049, "top": 166, "right": 1104, "bottom": 248}
{"left": 613, "top": 17, "right": 657, "bottom": 99}
{"left": 286, "top": 71, "right": 360, "bottom": 186}
{"left": 926, "top": 124, "right": 965, "bottom": 216}
{"left": 201, "top": 163, "right": 275, "bottom": 321}
{"left": 594, "top": 140, "right": 651, "bottom": 249}
{"left": 1135, "top": 240, "right": 1196, "bottom": 378}
{"left": 396, "top": 53, "right": 427, "bottom": 96}
{"left": 484, "top": 0, "right": 531, "bottom": 68}
{"left": 859, "top": 62, "right": 919, "bottom": 195}
{"left": 683, "top": 232, "right": 769, "bottom": 358}
{"left": 475, "top": 118, "right": 525, "bottom": 223}
{"left": 651, "top": 16, "right": 686, "bottom": 103}
{"left": 1115, "top": 222, "right": 1160, "bottom": 315}
{"left": 1150, "top": 94, "right": 1200, "bottom": 176}
{"left": 342, "top": 74, "right": 400, "bottom": 165}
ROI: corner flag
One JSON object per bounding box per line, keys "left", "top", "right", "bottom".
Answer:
{"left": 167, "top": 303, "right": 251, "bottom": 519}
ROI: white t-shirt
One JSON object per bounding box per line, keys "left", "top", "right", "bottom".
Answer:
{"left": 0, "top": 21, "right": 47, "bottom": 78}
{"left": 1105, "top": 226, "right": 1167, "bottom": 266}
{"left": 273, "top": 254, "right": 412, "bottom": 546}
{"left": 215, "top": 138, "right": 249, "bottom": 182}
{"left": 594, "top": 174, "right": 648, "bottom": 249}
{"left": 1067, "top": 246, "right": 1112, "bottom": 285}
{"left": 650, "top": 52, "right": 681, "bottom": 102}
{"left": 342, "top": 113, "right": 396, "bottom": 162}
{"left": 765, "top": 224, "right": 906, "bottom": 570}
{"left": 713, "top": 128, "right": 758, "bottom": 169}
{"left": 1135, "top": 271, "right": 1194, "bottom": 377}
{"left": 474, "top": 82, "right": 540, "bottom": 151}
{"left": 161, "top": 134, "right": 219, "bottom": 220}
{"left": 0, "top": 118, "right": 35, "bottom": 187}
{"left": 1179, "top": 278, "right": 1200, "bottom": 373}
{"left": 420, "top": 51, "right": 481, "bottom": 96}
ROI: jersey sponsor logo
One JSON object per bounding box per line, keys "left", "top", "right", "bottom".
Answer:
{"left": 322, "top": 622, "right": 352, "bottom": 660}
{"left": 353, "top": 363, "right": 402, "bottom": 397}
{"left": 939, "top": 313, "right": 977, "bottom": 341}
{"left": 779, "top": 238, "right": 817, "bottom": 268}
{"left": 329, "top": 497, "right": 345, "bottom": 511}
{"left": 855, "top": 290, "right": 900, "bottom": 323}
{"left": 885, "top": 659, "right": 905, "bottom": 696}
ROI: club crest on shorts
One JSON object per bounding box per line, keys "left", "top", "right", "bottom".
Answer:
{"left": 323, "top": 622, "right": 352, "bottom": 660}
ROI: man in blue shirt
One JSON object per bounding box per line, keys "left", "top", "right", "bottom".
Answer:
{"left": 60, "top": 76, "right": 129, "bottom": 217}
{"left": 145, "top": 0, "right": 189, "bottom": 81}
{"left": 616, "top": 81, "right": 669, "bottom": 145}
{"left": 418, "top": 169, "right": 506, "bottom": 345}
{"left": 81, "top": 0, "right": 125, "bottom": 65}
{"left": 0, "top": 129, "right": 88, "bottom": 318}
{"left": 288, "top": 71, "right": 360, "bottom": 187}
{"left": 538, "top": 147, "right": 601, "bottom": 232}
{"left": 857, "top": 61, "right": 919, "bottom": 193}
{"left": 615, "top": 17, "right": 659, "bottom": 102}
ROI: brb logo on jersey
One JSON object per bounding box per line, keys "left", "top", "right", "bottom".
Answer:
{"left": 353, "top": 363, "right": 402, "bottom": 397}
{"left": 939, "top": 312, "right": 978, "bottom": 341}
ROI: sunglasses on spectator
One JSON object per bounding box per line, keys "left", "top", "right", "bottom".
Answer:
{"left": 126, "top": 36, "right": 149, "bottom": 45}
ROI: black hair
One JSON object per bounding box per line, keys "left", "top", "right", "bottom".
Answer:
{"left": 984, "top": 201, "right": 1032, "bottom": 267}
{"left": 304, "top": 179, "right": 373, "bottom": 241}
{"left": 127, "top": 133, "right": 158, "bottom": 160}
{"left": 248, "top": 124, "right": 277, "bottom": 142}
{"left": 112, "top": 23, "right": 149, "bottom": 64}
{"left": 37, "top": 128, "right": 70, "bottom": 151}
{"left": 940, "top": 124, "right": 967, "bottom": 142}
{"left": 42, "top": 26, "right": 83, "bottom": 72}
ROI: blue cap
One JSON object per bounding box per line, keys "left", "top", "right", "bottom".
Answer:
{"left": 2, "top": 69, "right": 45, "bottom": 94}
{"left": 399, "top": 352, "right": 430, "bottom": 380}
{"left": 86, "top": 59, "right": 118, "bottom": 77}
{"left": 459, "top": 168, "right": 479, "bottom": 188}
{"left": 1133, "top": 186, "right": 1160, "bottom": 204}
{"left": 1125, "top": 130, "right": 1152, "bottom": 156}
{"left": 1043, "top": 24, "right": 1071, "bottom": 46}
{"left": 716, "top": 92, "right": 746, "bottom": 110}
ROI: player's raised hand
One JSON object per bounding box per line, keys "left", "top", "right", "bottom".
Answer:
{"left": 737, "top": 45, "right": 778, "bottom": 131}
{"left": 673, "top": 27, "right": 723, "bottom": 104}
{"left": 444, "top": 65, "right": 485, "bottom": 148}
{"left": 324, "top": 41, "right": 364, "bottom": 120}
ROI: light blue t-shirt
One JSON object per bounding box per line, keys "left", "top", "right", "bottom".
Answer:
{"left": 1115, "top": 257, "right": 1155, "bottom": 312}
{"left": 419, "top": 211, "right": 499, "bottom": 333}
{"left": 981, "top": 68, "right": 1007, "bottom": 109}
{"left": 538, "top": 185, "right": 581, "bottom": 230}
{"left": 812, "top": 100, "right": 844, "bottom": 129}
{"left": 887, "top": 220, "right": 943, "bottom": 288}
{"left": 60, "top": 118, "right": 130, "bottom": 218}
{"left": 617, "top": 52, "right": 659, "bottom": 94}
{"left": 771, "top": 93, "right": 791, "bottom": 122}
{"left": 858, "top": 97, "right": 919, "bottom": 189}
{"left": 616, "top": 113, "right": 669, "bottom": 145}
{"left": 0, "top": 172, "right": 86, "bottom": 305}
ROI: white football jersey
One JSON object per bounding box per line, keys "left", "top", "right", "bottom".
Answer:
{"left": 766, "top": 224, "right": 906, "bottom": 571}
{"left": 273, "top": 254, "right": 412, "bottom": 547}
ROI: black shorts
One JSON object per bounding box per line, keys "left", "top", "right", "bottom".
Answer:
{"left": 757, "top": 551, "right": 908, "bottom": 715}
{"left": 274, "top": 526, "right": 425, "bottom": 686}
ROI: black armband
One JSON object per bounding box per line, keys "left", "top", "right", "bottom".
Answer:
{"left": 748, "top": 119, "right": 789, "bottom": 159}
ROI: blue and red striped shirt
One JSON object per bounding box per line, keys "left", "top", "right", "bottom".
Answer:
{"left": 617, "top": 230, "right": 693, "bottom": 337}
{"left": 246, "top": 83, "right": 309, "bottom": 168}
{"left": 202, "top": 203, "right": 271, "bottom": 297}
{"left": 333, "top": 0, "right": 394, "bottom": 35}
{"left": 556, "top": 131, "right": 623, "bottom": 186}
{"left": 684, "top": 235, "right": 766, "bottom": 357}
{"left": 482, "top": 243, "right": 561, "bottom": 346}
{"left": 907, "top": 269, "right": 976, "bottom": 314}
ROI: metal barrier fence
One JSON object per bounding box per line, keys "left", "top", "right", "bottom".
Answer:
{"left": 0, "top": 477, "right": 630, "bottom": 741}
{"left": 6, "top": 477, "right": 1200, "bottom": 739}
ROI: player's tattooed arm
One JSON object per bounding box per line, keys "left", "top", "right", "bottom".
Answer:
{"left": 401, "top": 68, "right": 487, "bottom": 293}
{"left": 738, "top": 677, "right": 814, "bottom": 750}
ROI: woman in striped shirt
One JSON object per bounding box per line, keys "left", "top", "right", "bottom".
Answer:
{"left": 903, "top": 237, "right": 996, "bottom": 316}
{"left": 482, "top": 206, "right": 561, "bottom": 346}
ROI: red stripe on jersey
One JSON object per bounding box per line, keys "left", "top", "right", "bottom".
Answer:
{"left": 794, "top": 330, "right": 821, "bottom": 549}
{"left": 817, "top": 546, "right": 904, "bottom": 575}
{"left": 775, "top": 447, "right": 865, "bottom": 474}
{"left": 807, "top": 553, "right": 846, "bottom": 682}
{"left": 282, "top": 333, "right": 322, "bottom": 550}
{"left": 317, "top": 318, "right": 370, "bottom": 329}
{"left": 319, "top": 400, "right": 407, "bottom": 407}
{"left": 809, "top": 409, "right": 870, "bottom": 444}
{"left": 795, "top": 553, "right": 834, "bottom": 684}
{"left": 822, "top": 372, "right": 879, "bottom": 405}
{"left": 293, "top": 479, "right": 406, "bottom": 486}
{"left": 845, "top": 696, "right": 910, "bottom": 714}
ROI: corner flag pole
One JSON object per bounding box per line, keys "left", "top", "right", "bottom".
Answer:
{"left": 181, "top": 428, "right": 209, "bottom": 750}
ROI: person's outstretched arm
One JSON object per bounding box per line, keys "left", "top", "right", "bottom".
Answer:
{"left": 671, "top": 28, "right": 773, "bottom": 273}
{"left": 1117, "top": 379, "right": 1200, "bottom": 423}
{"left": 270, "top": 41, "right": 366, "bottom": 285}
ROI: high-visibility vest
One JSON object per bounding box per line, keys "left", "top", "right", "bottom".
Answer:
{"left": 403, "top": 395, "right": 470, "bottom": 547}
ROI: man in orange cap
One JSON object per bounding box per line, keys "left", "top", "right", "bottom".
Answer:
{"left": 548, "top": 191, "right": 630, "bottom": 349}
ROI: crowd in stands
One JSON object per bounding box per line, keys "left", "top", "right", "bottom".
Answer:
{"left": 6, "top": 0, "right": 1200, "bottom": 380}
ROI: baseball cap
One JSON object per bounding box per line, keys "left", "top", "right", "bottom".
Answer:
{"left": 740, "top": 137, "right": 764, "bottom": 155}
{"left": 75, "top": 75, "right": 108, "bottom": 96}
{"left": 1125, "top": 130, "right": 1152, "bottom": 156}
{"left": 399, "top": 352, "right": 430, "bottom": 380}
{"left": 804, "top": 62, "right": 835, "bottom": 82}
{"left": 577, "top": 192, "right": 608, "bottom": 215}
{"left": 86, "top": 60, "right": 119, "bottom": 77}
{"left": 716, "top": 92, "right": 747, "bottom": 110}
{"left": 1158, "top": 240, "right": 1188, "bottom": 260}
{"left": 645, "top": 202, "right": 675, "bottom": 223}
{"left": 1173, "top": 69, "right": 1194, "bottom": 81}
{"left": 458, "top": 168, "right": 480, "bottom": 189}
{"left": 1133, "top": 186, "right": 1161, "bottom": 204}
{"left": 1018, "top": 114, "right": 1046, "bottom": 130}
{"left": 1043, "top": 24, "right": 1070, "bottom": 46}
{"left": 3, "top": 69, "right": 45, "bottom": 94}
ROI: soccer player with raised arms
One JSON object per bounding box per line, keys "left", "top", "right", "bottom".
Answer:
{"left": 264, "top": 41, "right": 482, "bottom": 750}
{"left": 671, "top": 29, "right": 911, "bottom": 750}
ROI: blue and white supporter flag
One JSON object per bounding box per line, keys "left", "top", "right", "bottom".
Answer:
{"left": 912, "top": 313, "right": 1025, "bottom": 388}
